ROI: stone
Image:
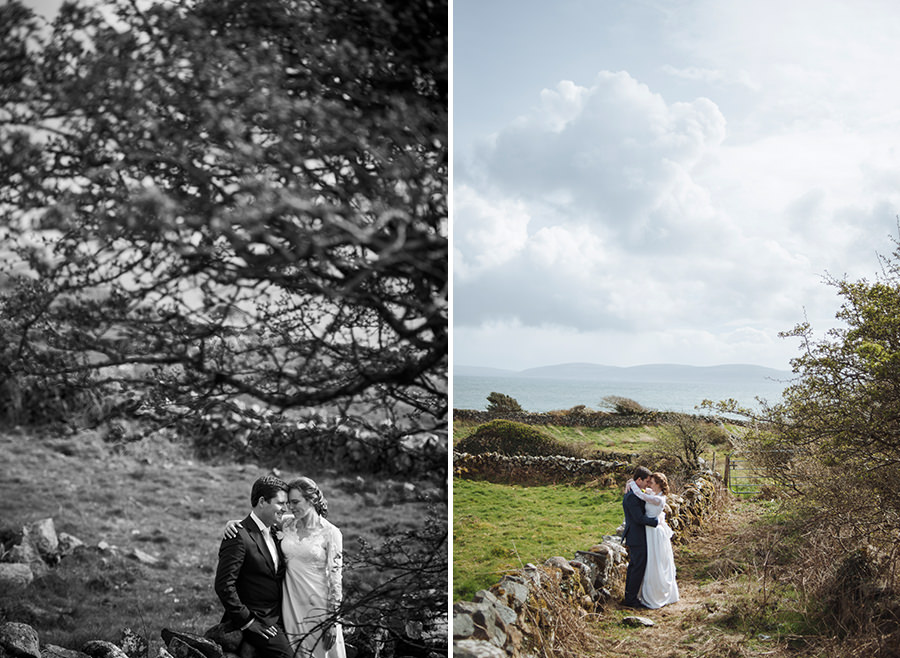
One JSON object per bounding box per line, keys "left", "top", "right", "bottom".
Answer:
{"left": 160, "top": 630, "right": 223, "bottom": 658}
{"left": 544, "top": 556, "right": 575, "bottom": 575}
{"left": 57, "top": 533, "right": 86, "bottom": 556}
{"left": 622, "top": 615, "right": 654, "bottom": 627}
{"left": 128, "top": 548, "right": 159, "bottom": 566}
{"left": 491, "top": 577, "right": 530, "bottom": 612}
{"left": 0, "top": 622, "right": 40, "bottom": 658}
{"left": 80, "top": 642, "right": 129, "bottom": 658}
{"left": 0, "top": 563, "right": 33, "bottom": 589}
{"left": 24, "top": 518, "right": 59, "bottom": 562}
{"left": 202, "top": 624, "right": 242, "bottom": 653}
{"left": 5, "top": 541, "right": 47, "bottom": 577}
{"left": 452, "top": 612, "right": 475, "bottom": 638}
{"left": 166, "top": 640, "right": 203, "bottom": 658}
{"left": 42, "top": 646, "right": 91, "bottom": 658}
{"left": 452, "top": 640, "right": 506, "bottom": 658}
{"left": 472, "top": 590, "right": 500, "bottom": 606}
{"left": 119, "top": 628, "right": 148, "bottom": 658}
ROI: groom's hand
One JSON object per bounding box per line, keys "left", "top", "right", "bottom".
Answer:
{"left": 247, "top": 619, "right": 279, "bottom": 639}
{"left": 323, "top": 626, "right": 336, "bottom": 650}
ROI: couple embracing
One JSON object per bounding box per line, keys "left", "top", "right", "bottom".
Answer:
{"left": 214, "top": 475, "right": 346, "bottom": 658}
{"left": 621, "top": 466, "right": 680, "bottom": 610}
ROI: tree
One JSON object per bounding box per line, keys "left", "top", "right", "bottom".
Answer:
{"left": 0, "top": 0, "right": 447, "bottom": 441}
{"left": 648, "top": 414, "right": 726, "bottom": 477}
{"left": 485, "top": 391, "right": 523, "bottom": 413}
{"left": 1, "top": 1, "right": 447, "bottom": 654}
{"left": 743, "top": 236, "right": 900, "bottom": 588}
{"left": 599, "top": 395, "right": 649, "bottom": 415}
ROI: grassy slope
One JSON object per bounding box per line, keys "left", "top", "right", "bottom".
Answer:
{"left": 451, "top": 417, "right": 729, "bottom": 603}
{"left": 452, "top": 480, "right": 623, "bottom": 601}
{"left": 0, "top": 427, "right": 442, "bottom": 653}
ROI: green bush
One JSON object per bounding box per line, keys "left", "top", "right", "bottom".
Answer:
{"left": 485, "top": 392, "right": 523, "bottom": 412}
{"left": 599, "top": 395, "right": 650, "bottom": 415}
{"left": 455, "top": 419, "right": 585, "bottom": 457}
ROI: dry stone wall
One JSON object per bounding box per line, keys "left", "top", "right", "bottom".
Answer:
{"left": 452, "top": 471, "right": 727, "bottom": 657}
{"left": 453, "top": 452, "right": 633, "bottom": 485}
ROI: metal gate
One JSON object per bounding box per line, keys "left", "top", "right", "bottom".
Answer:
{"left": 724, "top": 453, "right": 767, "bottom": 495}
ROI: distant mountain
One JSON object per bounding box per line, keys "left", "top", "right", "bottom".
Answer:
{"left": 454, "top": 365, "right": 519, "bottom": 377}
{"left": 455, "top": 362, "right": 791, "bottom": 384}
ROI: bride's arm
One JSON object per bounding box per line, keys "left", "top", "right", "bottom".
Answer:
{"left": 223, "top": 519, "right": 243, "bottom": 539}
{"left": 325, "top": 524, "right": 343, "bottom": 609}
{"left": 628, "top": 480, "right": 666, "bottom": 506}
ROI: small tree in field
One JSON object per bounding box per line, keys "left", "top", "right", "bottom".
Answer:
{"left": 485, "top": 391, "right": 523, "bottom": 413}
{"left": 649, "top": 414, "right": 726, "bottom": 475}
{"left": 600, "top": 395, "right": 649, "bottom": 415}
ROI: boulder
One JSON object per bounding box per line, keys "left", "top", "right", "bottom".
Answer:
{"left": 42, "top": 646, "right": 90, "bottom": 658}
{"left": 24, "top": 519, "right": 59, "bottom": 563}
{"left": 490, "top": 576, "right": 530, "bottom": 613}
{"left": 57, "top": 533, "right": 85, "bottom": 557}
{"left": 5, "top": 541, "right": 47, "bottom": 578}
{"left": 202, "top": 624, "right": 241, "bottom": 654}
{"left": 452, "top": 639, "right": 506, "bottom": 658}
{"left": 0, "top": 563, "right": 33, "bottom": 589}
{"left": 544, "top": 556, "right": 575, "bottom": 576}
{"left": 119, "top": 629, "right": 148, "bottom": 658}
{"left": 80, "top": 642, "right": 129, "bottom": 658}
{"left": 160, "top": 630, "right": 223, "bottom": 658}
{"left": 0, "top": 622, "right": 40, "bottom": 658}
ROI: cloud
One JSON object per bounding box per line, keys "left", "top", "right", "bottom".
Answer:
{"left": 454, "top": 1, "right": 900, "bottom": 370}
{"left": 453, "top": 185, "right": 531, "bottom": 281}
{"left": 472, "top": 71, "right": 726, "bottom": 238}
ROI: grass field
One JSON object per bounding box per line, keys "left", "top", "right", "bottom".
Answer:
{"left": 0, "top": 426, "right": 444, "bottom": 654}
{"left": 452, "top": 479, "right": 624, "bottom": 601}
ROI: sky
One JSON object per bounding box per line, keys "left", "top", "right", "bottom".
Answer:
{"left": 18, "top": 0, "right": 900, "bottom": 373}
{"left": 452, "top": 0, "right": 900, "bottom": 371}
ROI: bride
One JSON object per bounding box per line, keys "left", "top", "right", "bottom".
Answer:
{"left": 625, "top": 472, "right": 679, "bottom": 608}
{"left": 227, "top": 477, "right": 346, "bottom": 658}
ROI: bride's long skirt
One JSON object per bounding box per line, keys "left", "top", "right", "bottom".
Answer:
{"left": 639, "top": 513, "right": 679, "bottom": 609}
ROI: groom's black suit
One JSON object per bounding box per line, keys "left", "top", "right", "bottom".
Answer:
{"left": 621, "top": 488, "right": 659, "bottom": 606}
{"left": 215, "top": 514, "right": 292, "bottom": 658}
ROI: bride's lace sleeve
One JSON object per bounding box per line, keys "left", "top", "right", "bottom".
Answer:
{"left": 325, "top": 523, "right": 343, "bottom": 611}
{"left": 628, "top": 480, "right": 666, "bottom": 506}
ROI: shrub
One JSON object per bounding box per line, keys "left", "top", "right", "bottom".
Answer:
{"left": 599, "top": 395, "right": 650, "bottom": 415}
{"left": 455, "top": 419, "right": 585, "bottom": 457}
{"left": 485, "top": 392, "right": 523, "bottom": 412}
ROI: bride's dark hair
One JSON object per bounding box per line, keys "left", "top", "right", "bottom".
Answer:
{"left": 289, "top": 476, "right": 328, "bottom": 517}
{"left": 651, "top": 472, "right": 670, "bottom": 495}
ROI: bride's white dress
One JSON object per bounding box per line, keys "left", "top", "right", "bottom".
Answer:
{"left": 280, "top": 517, "right": 346, "bottom": 658}
{"left": 629, "top": 481, "right": 679, "bottom": 608}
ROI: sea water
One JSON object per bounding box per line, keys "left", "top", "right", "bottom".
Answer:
{"left": 452, "top": 374, "right": 789, "bottom": 414}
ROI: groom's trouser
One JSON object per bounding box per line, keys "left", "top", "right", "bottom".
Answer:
{"left": 242, "top": 627, "right": 292, "bottom": 658}
{"left": 624, "top": 542, "right": 648, "bottom": 603}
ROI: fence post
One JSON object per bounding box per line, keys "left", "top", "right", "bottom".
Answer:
{"left": 724, "top": 454, "right": 730, "bottom": 489}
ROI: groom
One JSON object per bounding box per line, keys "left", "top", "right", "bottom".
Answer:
{"left": 621, "top": 465, "right": 659, "bottom": 609}
{"left": 214, "top": 475, "right": 292, "bottom": 658}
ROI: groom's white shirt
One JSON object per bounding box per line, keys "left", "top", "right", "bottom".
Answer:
{"left": 250, "top": 510, "right": 280, "bottom": 570}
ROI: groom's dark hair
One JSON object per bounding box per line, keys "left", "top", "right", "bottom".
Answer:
{"left": 250, "top": 475, "right": 288, "bottom": 507}
{"left": 632, "top": 466, "right": 652, "bottom": 481}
